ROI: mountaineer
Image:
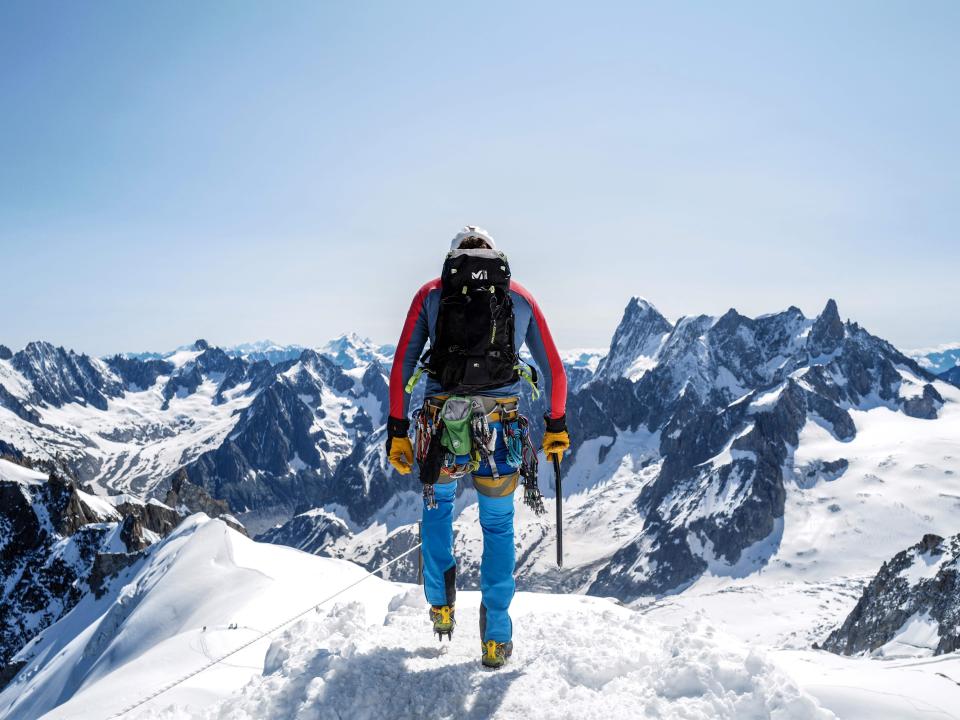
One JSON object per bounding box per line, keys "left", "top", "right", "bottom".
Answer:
{"left": 386, "top": 226, "right": 569, "bottom": 669}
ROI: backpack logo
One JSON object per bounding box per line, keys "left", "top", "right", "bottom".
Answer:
{"left": 471, "top": 270, "right": 488, "bottom": 280}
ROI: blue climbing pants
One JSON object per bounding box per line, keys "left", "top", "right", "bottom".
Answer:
{"left": 421, "top": 412, "right": 518, "bottom": 644}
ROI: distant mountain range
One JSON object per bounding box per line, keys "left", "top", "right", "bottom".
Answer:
{"left": 3, "top": 298, "right": 960, "bottom": 713}
{"left": 908, "top": 343, "right": 960, "bottom": 376}
{"left": 117, "top": 334, "right": 396, "bottom": 368}
{"left": 254, "top": 299, "right": 957, "bottom": 607}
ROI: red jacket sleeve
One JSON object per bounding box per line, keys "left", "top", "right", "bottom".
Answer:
{"left": 511, "top": 280, "right": 567, "bottom": 418}
{"left": 388, "top": 279, "right": 440, "bottom": 419}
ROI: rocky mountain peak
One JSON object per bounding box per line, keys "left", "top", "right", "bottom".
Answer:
{"left": 296, "top": 348, "right": 325, "bottom": 366}
{"left": 822, "top": 532, "right": 960, "bottom": 657}
{"left": 626, "top": 296, "right": 667, "bottom": 321}
{"left": 320, "top": 333, "right": 393, "bottom": 370}
{"left": 809, "top": 299, "right": 845, "bottom": 356}
{"left": 594, "top": 297, "right": 673, "bottom": 381}
{"left": 0, "top": 457, "right": 188, "bottom": 672}
{"left": 11, "top": 342, "right": 122, "bottom": 411}
{"left": 192, "top": 339, "right": 210, "bottom": 351}
{"left": 164, "top": 469, "right": 246, "bottom": 535}
{"left": 0, "top": 345, "right": 11, "bottom": 361}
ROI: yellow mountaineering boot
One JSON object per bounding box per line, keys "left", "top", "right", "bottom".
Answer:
{"left": 429, "top": 605, "right": 456, "bottom": 640}
{"left": 481, "top": 639, "right": 513, "bottom": 669}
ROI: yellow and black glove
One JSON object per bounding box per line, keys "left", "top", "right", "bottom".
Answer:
{"left": 542, "top": 414, "right": 570, "bottom": 464}
{"left": 386, "top": 416, "right": 413, "bottom": 475}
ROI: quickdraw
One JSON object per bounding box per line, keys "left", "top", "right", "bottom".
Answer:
{"left": 517, "top": 415, "right": 545, "bottom": 515}
{"left": 470, "top": 399, "right": 500, "bottom": 482}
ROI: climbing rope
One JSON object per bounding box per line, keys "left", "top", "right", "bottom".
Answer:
{"left": 110, "top": 541, "right": 423, "bottom": 718}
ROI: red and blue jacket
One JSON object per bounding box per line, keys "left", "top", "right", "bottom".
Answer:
{"left": 389, "top": 278, "right": 567, "bottom": 421}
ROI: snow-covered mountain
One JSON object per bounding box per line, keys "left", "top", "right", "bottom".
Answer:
{"left": 940, "top": 365, "right": 960, "bottom": 387}
{"left": 6, "top": 514, "right": 959, "bottom": 719}
{"left": 591, "top": 296, "right": 671, "bottom": 382}
{"left": 223, "top": 339, "right": 307, "bottom": 365}
{"left": 264, "top": 298, "right": 956, "bottom": 603}
{"left": 0, "top": 457, "right": 182, "bottom": 677}
{"left": 319, "top": 332, "right": 395, "bottom": 371}
{"left": 0, "top": 338, "right": 397, "bottom": 535}
{"left": 822, "top": 532, "right": 960, "bottom": 658}
{"left": 0, "top": 514, "right": 842, "bottom": 720}
{"left": 3, "top": 297, "right": 960, "bottom": 718}
{"left": 557, "top": 347, "right": 606, "bottom": 391}
{"left": 3, "top": 300, "right": 952, "bottom": 585}
{"left": 909, "top": 343, "right": 960, "bottom": 375}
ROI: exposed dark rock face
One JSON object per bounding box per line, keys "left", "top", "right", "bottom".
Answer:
{"left": 163, "top": 469, "right": 246, "bottom": 535}
{"left": 89, "top": 550, "right": 141, "bottom": 598}
{"left": 12, "top": 342, "right": 123, "bottom": 411}
{"left": 0, "top": 459, "right": 187, "bottom": 675}
{"left": 104, "top": 355, "right": 174, "bottom": 392}
{"left": 808, "top": 298, "right": 844, "bottom": 356}
{"left": 0, "top": 346, "right": 12, "bottom": 361}
{"left": 0, "top": 384, "right": 40, "bottom": 424}
{"left": 257, "top": 508, "right": 351, "bottom": 553}
{"left": 593, "top": 298, "right": 672, "bottom": 382}
{"left": 357, "top": 524, "right": 423, "bottom": 582}
{"left": 180, "top": 381, "right": 329, "bottom": 526}
{"left": 822, "top": 533, "right": 960, "bottom": 656}
{"left": 112, "top": 495, "right": 182, "bottom": 538}
{"left": 567, "top": 299, "right": 943, "bottom": 598}
{"left": 1, "top": 466, "right": 114, "bottom": 670}
{"left": 902, "top": 384, "right": 944, "bottom": 419}
{"left": 175, "top": 348, "right": 390, "bottom": 534}
{"left": 940, "top": 366, "right": 960, "bottom": 387}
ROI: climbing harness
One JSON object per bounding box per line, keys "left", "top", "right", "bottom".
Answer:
{"left": 109, "top": 541, "right": 423, "bottom": 718}
{"left": 414, "top": 395, "right": 545, "bottom": 513}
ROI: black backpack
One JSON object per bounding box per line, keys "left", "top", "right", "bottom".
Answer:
{"left": 423, "top": 250, "right": 519, "bottom": 393}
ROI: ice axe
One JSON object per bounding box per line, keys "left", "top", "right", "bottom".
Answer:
{"left": 552, "top": 454, "right": 563, "bottom": 568}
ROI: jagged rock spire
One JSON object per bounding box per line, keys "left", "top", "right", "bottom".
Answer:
{"left": 594, "top": 297, "right": 672, "bottom": 381}
{"left": 809, "top": 299, "right": 844, "bottom": 356}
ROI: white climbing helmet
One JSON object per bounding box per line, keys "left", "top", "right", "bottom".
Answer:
{"left": 450, "top": 225, "right": 496, "bottom": 251}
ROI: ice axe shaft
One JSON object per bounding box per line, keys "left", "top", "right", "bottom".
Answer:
{"left": 553, "top": 454, "right": 563, "bottom": 568}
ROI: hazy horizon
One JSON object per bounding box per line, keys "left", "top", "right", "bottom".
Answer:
{"left": 2, "top": 2, "right": 957, "bottom": 356}
{"left": 0, "top": 294, "right": 948, "bottom": 360}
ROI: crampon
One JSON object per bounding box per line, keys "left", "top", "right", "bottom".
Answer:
{"left": 429, "top": 605, "right": 456, "bottom": 640}
{"left": 481, "top": 639, "right": 513, "bottom": 669}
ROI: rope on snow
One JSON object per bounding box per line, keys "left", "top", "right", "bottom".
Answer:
{"left": 110, "top": 541, "right": 423, "bottom": 718}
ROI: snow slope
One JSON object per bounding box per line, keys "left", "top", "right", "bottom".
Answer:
{"left": 0, "top": 457, "right": 47, "bottom": 485}
{"left": 0, "top": 355, "right": 254, "bottom": 495}
{"left": 3, "top": 516, "right": 846, "bottom": 720}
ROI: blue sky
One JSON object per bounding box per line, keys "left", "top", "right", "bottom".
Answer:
{"left": 1, "top": 1, "right": 957, "bottom": 356}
